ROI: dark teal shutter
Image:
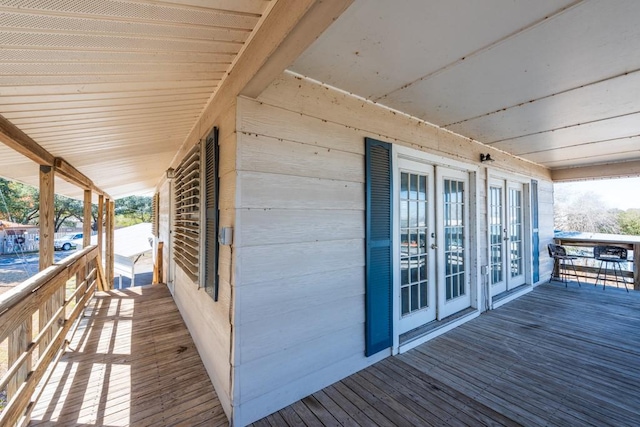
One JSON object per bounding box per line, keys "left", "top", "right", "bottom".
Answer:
{"left": 365, "top": 138, "right": 393, "bottom": 356}
{"left": 205, "top": 127, "right": 220, "bottom": 300}
{"left": 531, "top": 179, "right": 540, "bottom": 283}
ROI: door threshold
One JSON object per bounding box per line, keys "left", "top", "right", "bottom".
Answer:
{"left": 492, "top": 284, "right": 532, "bottom": 309}
{"left": 398, "top": 307, "right": 479, "bottom": 353}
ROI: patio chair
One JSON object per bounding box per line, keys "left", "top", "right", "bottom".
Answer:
{"left": 593, "top": 245, "right": 629, "bottom": 292}
{"left": 548, "top": 243, "right": 581, "bottom": 287}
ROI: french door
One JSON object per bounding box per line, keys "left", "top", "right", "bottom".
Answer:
{"left": 397, "top": 160, "right": 436, "bottom": 333}
{"left": 489, "top": 178, "right": 525, "bottom": 296}
{"left": 436, "top": 167, "right": 470, "bottom": 319}
{"left": 397, "top": 159, "right": 470, "bottom": 333}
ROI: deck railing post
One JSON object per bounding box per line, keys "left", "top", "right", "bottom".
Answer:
{"left": 7, "top": 320, "right": 30, "bottom": 399}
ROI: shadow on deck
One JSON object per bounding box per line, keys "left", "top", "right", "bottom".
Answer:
{"left": 253, "top": 282, "right": 640, "bottom": 426}
{"left": 29, "top": 285, "right": 227, "bottom": 426}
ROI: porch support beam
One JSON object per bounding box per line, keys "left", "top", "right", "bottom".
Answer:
{"left": 170, "top": 0, "right": 353, "bottom": 168}
{"left": 0, "top": 114, "right": 54, "bottom": 165}
{"left": 105, "top": 199, "right": 115, "bottom": 289}
{"left": 97, "top": 195, "right": 104, "bottom": 257}
{"left": 551, "top": 160, "right": 640, "bottom": 182}
{"left": 83, "top": 190, "right": 92, "bottom": 248}
{"left": 39, "top": 165, "right": 54, "bottom": 271}
{"left": 0, "top": 114, "right": 110, "bottom": 199}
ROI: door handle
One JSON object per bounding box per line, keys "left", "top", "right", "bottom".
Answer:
{"left": 431, "top": 244, "right": 438, "bottom": 250}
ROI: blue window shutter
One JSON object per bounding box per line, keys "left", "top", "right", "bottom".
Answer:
{"left": 531, "top": 179, "right": 540, "bottom": 283}
{"left": 365, "top": 138, "right": 393, "bottom": 356}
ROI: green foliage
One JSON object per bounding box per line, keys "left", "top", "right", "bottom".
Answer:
{"left": 1, "top": 178, "right": 85, "bottom": 231}
{"left": 618, "top": 209, "right": 640, "bottom": 236}
{"left": 115, "top": 196, "right": 152, "bottom": 226}
{"left": 0, "top": 178, "right": 39, "bottom": 224}
{"left": 52, "top": 195, "right": 83, "bottom": 232}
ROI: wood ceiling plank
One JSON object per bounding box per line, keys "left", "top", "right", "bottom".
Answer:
{"left": 381, "top": 1, "right": 640, "bottom": 126}
{"left": 0, "top": 11, "right": 252, "bottom": 43}
{"left": 0, "top": 1, "right": 262, "bottom": 29}
{"left": 0, "top": 80, "right": 218, "bottom": 96}
{"left": 1, "top": 93, "right": 209, "bottom": 113}
{"left": 447, "top": 71, "right": 640, "bottom": 144}
{"left": 491, "top": 112, "right": 640, "bottom": 156}
{"left": 4, "top": 99, "right": 206, "bottom": 119}
{"left": 0, "top": 62, "right": 230, "bottom": 74}
{"left": 33, "top": 123, "right": 193, "bottom": 145}
{"left": 0, "top": 73, "right": 225, "bottom": 86}
{"left": 0, "top": 48, "right": 235, "bottom": 64}
{"left": 25, "top": 118, "right": 196, "bottom": 139}
{"left": 0, "top": 87, "right": 209, "bottom": 104}
{"left": 290, "top": 0, "right": 577, "bottom": 100}
{"left": 11, "top": 107, "right": 202, "bottom": 128}
{"left": 157, "top": 0, "right": 270, "bottom": 15}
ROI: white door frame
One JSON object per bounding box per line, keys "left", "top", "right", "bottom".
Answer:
{"left": 392, "top": 145, "right": 480, "bottom": 352}
{"left": 486, "top": 169, "right": 534, "bottom": 306}
{"left": 436, "top": 166, "right": 472, "bottom": 319}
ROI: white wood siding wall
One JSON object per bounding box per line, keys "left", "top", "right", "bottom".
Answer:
{"left": 233, "top": 72, "right": 554, "bottom": 425}
{"left": 538, "top": 180, "right": 555, "bottom": 283}
{"left": 158, "top": 101, "right": 237, "bottom": 421}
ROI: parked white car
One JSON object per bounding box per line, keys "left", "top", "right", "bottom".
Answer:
{"left": 54, "top": 233, "right": 83, "bottom": 251}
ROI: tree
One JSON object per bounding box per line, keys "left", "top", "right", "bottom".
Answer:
{"left": 115, "top": 196, "right": 152, "bottom": 223}
{"left": 52, "top": 195, "right": 84, "bottom": 232}
{"left": 618, "top": 209, "right": 640, "bottom": 236}
{"left": 0, "top": 178, "right": 39, "bottom": 224}
{"left": 1, "top": 178, "right": 87, "bottom": 231}
{"left": 554, "top": 190, "right": 620, "bottom": 233}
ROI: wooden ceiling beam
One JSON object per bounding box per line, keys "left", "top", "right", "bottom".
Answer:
{"left": 0, "top": 114, "right": 54, "bottom": 166}
{"left": 241, "top": 0, "right": 355, "bottom": 98}
{"left": 551, "top": 160, "right": 640, "bottom": 182}
{"left": 0, "top": 113, "right": 110, "bottom": 199}
{"left": 170, "top": 0, "right": 353, "bottom": 169}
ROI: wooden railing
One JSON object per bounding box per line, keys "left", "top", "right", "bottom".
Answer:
{"left": 554, "top": 233, "right": 640, "bottom": 290}
{"left": 0, "top": 245, "right": 106, "bottom": 426}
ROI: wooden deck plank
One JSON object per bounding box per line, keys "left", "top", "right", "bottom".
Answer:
{"left": 252, "top": 283, "right": 640, "bottom": 427}
{"left": 29, "top": 285, "right": 228, "bottom": 427}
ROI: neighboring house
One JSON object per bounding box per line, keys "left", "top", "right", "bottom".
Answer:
{"left": 0, "top": 220, "right": 38, "bottom": 254}
{"left": 0, "top": 1, "right": 638, "bottom": 426}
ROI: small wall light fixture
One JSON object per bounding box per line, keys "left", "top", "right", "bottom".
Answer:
{"left": 480, "top": 153, "right": 495, "bottom": 163}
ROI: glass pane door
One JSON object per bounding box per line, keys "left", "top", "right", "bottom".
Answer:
{"left": 490, "top": 179, "right": 526, "bottom": 296}
{"left": 508, "top": 183, "right": 525, "bottom": 287}
{"left": 437, "top": 167, "right": 471, "bottom": 319}
{"left": 397, "top": 160, "right": 435, "bottom": 334}
{"left": 489, "top": 180, "right": 507, "bottom": 295}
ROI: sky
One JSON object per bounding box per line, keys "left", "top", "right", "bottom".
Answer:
{"left": 554, "top": 177, "right": 640, "bottom": 210}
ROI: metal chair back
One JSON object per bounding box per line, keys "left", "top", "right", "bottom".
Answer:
{"left": 593, "top": 246, "right": 627, "bottom": 261}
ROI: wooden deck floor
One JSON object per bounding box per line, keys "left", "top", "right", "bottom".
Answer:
{"left": 252, "top": 282, "right": 640, "bottom": 426}
{"left": 29, "top": 285, "right": 227, "bottom": 427}
{"left": 26, "top": 282, "right": 640, "bottom": 426}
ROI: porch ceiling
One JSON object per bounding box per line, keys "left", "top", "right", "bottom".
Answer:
{"left": 290, "top": 0, "right": 640, "bottom": 179}
{"left": 0, "top": 0, "right": 273, "bottom": 199}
